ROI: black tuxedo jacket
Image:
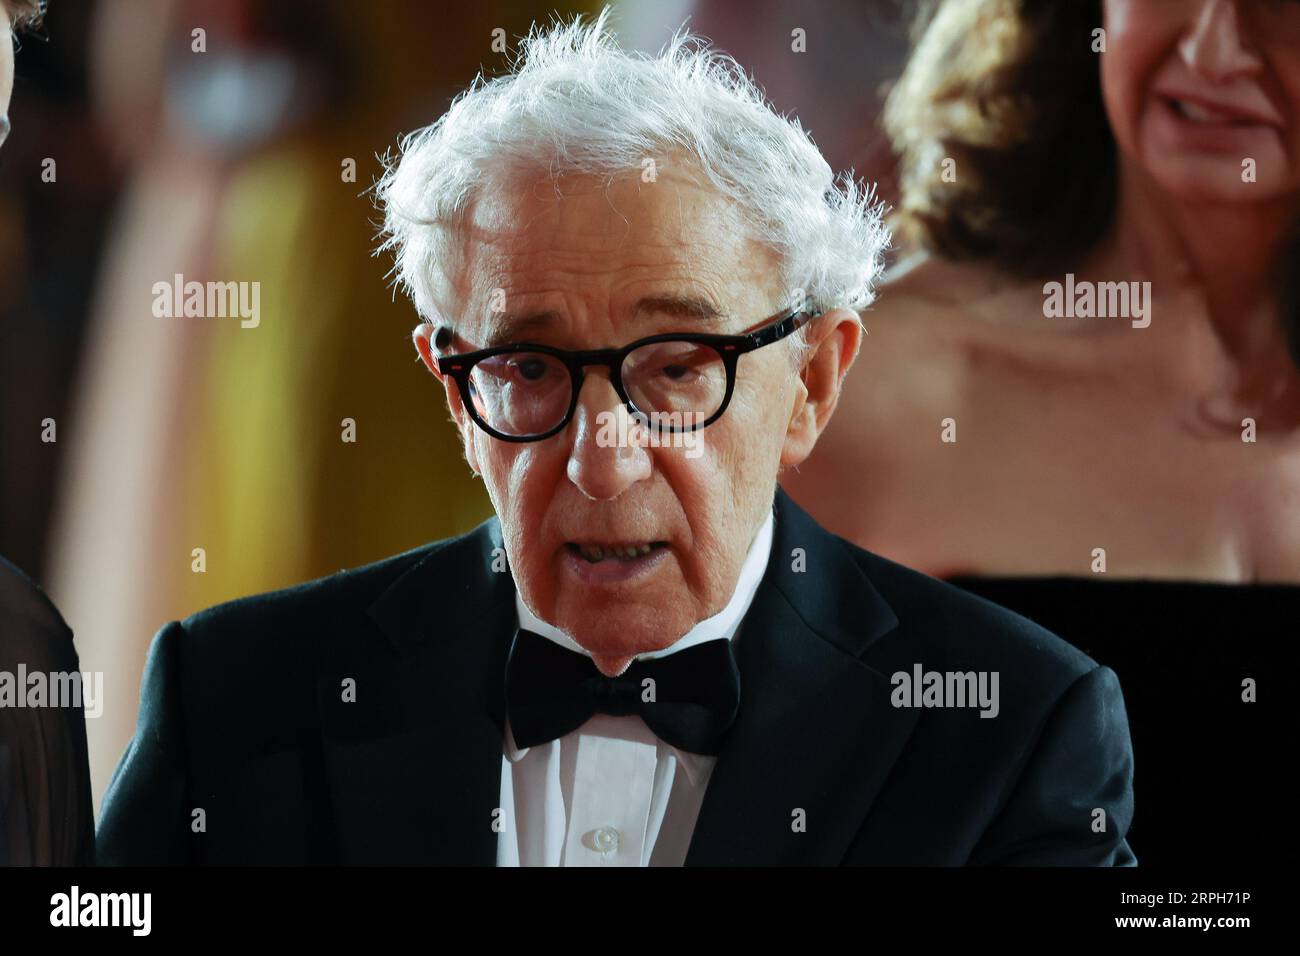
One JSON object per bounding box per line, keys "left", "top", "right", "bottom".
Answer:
{"left": 97, "top": 490, "right": 1135, "bottom": 865}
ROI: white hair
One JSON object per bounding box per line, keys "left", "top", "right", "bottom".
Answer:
{"left": 374, "top": 7, "right": 888, "bottom": 354}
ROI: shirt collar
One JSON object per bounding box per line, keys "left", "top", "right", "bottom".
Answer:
{"left": 506, "top": 507, "right": 776, "bottom": 766}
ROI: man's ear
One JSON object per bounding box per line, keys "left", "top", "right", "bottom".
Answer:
{"left": 413, "top": 322, "right": 482, "bottom": 475}
{"left": 780, "top": 307, "right": 863, "bottom": 468}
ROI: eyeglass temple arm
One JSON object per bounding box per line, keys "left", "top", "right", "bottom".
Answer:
{"left": 746, "top": 309, "right": 817, "bottom": 349}
{"left": 432, "top": 325, "right": 468, "bottom": 374}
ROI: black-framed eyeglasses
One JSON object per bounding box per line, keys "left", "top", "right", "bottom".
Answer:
{"left": 434, "top": 306, "right": 817, "bottom": 442}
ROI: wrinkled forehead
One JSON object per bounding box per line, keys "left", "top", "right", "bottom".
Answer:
{"left": 441, "top": 165, "right": 782, "bottom": 344}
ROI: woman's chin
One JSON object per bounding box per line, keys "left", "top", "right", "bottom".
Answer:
{"left": 1141, "top": 127, "right": 1292, "bottom": 203}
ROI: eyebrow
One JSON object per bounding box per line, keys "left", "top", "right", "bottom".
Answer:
{"left": 481, "top": 294, "right": 726, "bottom": 346}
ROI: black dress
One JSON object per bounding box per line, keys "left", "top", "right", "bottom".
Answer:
{"left": 948, "top": 575, "right": 1290, "bottom": 869}
{"left": 0, "top": 555, "right": 94, "bottom": 865}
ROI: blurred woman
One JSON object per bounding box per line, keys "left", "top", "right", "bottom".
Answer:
{"left": 782, "top": 0, "right": 1300, "bottom": 582}
{"left": 780, "top": 0, "right": 1300, "bottom": 868}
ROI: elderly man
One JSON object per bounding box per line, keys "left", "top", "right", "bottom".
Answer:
{"left": 97, "top": 13, "right": 1134, "bottom": 866}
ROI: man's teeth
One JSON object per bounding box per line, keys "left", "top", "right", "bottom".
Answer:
{"left": 575, "top": 543, "right": 655, "bottom": 562}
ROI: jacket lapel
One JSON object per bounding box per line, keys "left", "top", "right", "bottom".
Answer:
{"left": 685, "top": 489, "right": 919, "bottom": 865}
{"left": 317, "top": 519, "right": 514, "bottom": 864}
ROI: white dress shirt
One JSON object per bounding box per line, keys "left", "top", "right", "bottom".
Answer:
{"left": 496, "top": 510, "right": 775, "bottom": 867}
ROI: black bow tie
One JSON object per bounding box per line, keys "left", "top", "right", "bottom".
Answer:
{"left": 505, "top": 628, "right": 742, "bottom": 755}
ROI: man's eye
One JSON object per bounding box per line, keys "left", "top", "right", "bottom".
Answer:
{"left": 658, "top": 363, "right": 696, "bottom": 382}
{"left": 510, "top": 358, "right": 550, "bottom": 381}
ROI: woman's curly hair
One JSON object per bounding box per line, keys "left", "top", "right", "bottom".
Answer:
{"left": 886, "top": 0, "right": 1112, "bottom": 277}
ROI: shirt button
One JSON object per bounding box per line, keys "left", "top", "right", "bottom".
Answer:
{"left": 588, "top": 826, "right": 621, "bottom": 854}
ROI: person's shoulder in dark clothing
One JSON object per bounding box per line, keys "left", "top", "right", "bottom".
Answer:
{"left": 0, "top": 555, "right": 96, "bottom": 866}
{"left": 828, "top": 539, "right": 1136, "bottom": 866}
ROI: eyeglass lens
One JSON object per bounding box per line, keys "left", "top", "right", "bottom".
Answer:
{"left": 466, "top": 341, "right": 729, "bottom": 438}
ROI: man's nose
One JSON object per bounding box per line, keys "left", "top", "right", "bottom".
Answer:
{"left": 1179, "top": 0, "right": 1262, "bottom": 83}
{"left": 565, "top": 370, "right": 651, "bottom": 500}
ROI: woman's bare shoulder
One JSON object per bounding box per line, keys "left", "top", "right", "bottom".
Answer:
{"left": 854, "top": 253, "right": 1009, "bottom": 373}
{"left": 871, "top": 252, "right": 1041, "bottom": 323}
{"left": 833, "top": 257, "right": 984, "bottom": 440}
{"left": 839, "top": 252, "right": 1095, "bottom": 433}
{"left": 881, "top": 251, "right": 1004, "bottom": 301}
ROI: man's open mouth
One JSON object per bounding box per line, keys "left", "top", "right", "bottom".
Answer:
{"left": 565, "top": 542, "right": 669, "bottom": 563}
